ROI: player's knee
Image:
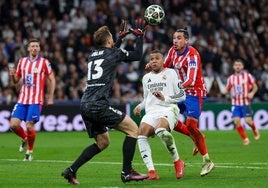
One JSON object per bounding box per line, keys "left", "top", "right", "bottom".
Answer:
{"left": 119, "top": 116, "right": 138, "bottom": 138}
{"left": 155, "top": 127, "right": 165, "bottom": 135}
{"left": 10, "top": 124, "right": 17, "bottom": 130}
{"left": 10, "top": 118, "right": 20, "bottom": 130}
{"left": 96, "top": 134, "right": 110, "bottom": 150}
{"left": 26, "top": 123, "right": 35, "bottom": 131}
{"left": 244, "top": 118, "right": 253, "bottom": 125}
{"left": 155, "top": 128, "right": 168, "bottom": 139}
{"left": 10, "top": 122, "right": 19, "bottom": 131}
{"left": 96, "top": 140, "right": 110, "bottom": 150}
{"left": 155, "top": 128, "right": 173, "bottom": 143}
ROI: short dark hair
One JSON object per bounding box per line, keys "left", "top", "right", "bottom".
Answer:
{"left": 27, "top": 38, "right": 39, "bottom": 47}
{"left": 176, "top": 27, "right": 189, "bottom": 39}
{"left": 233, "top": 58, "right": 244, "bottom": 65}
{"left": 150, "top": 49, "right": 162, "bottom": 54}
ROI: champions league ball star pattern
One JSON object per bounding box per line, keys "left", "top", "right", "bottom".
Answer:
{"left": 144, "top": 4, "right": 165, "bottom": 25}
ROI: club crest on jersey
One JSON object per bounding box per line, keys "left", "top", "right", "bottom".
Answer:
{"left": 162, "top": 75, "right": 167, "bottom": 80}
{"left": 33, "top": 67, "right": 39, "bottom": 73}
{"left": 174, "top": 62, "right": 181, "bottom": 68}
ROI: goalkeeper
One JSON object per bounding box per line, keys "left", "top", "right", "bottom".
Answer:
{"left": 61, "top": 19, "right": 148, "bottom": 185}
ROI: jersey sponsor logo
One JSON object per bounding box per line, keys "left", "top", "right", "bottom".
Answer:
{"left": 87, "top": 83, "right": 105, "bottom": 87}
{"left": 189, "top": 60, "right": 196, "bottom": 67}
{"left": 147, "top": 82, "right": 167, "bottom": 93}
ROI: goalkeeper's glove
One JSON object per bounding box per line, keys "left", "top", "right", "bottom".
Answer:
{"left": 129, "top": 18, "right": 147, "bottom": 36}
{"left": 118, "top": 19, "right": 130, "bottom": 39}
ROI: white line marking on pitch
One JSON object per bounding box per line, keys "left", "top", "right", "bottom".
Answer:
{"left": 1, "top": 159, "right": 268, "bottom": 170}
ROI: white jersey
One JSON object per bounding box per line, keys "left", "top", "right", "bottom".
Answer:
{"left": 138, "top": 68, "right": 185, "bottom": 128}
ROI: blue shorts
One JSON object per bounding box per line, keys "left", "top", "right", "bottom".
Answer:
{"left": 11, "top": 103, "right": 42, "bottom": 122}
{"left": 231, "top": 105, "right": 253, "bottom": 118}
{"left": 177, "top": 94, "right": 204, "bottom": 119}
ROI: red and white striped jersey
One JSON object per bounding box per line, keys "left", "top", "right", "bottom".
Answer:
{"left": 16, "top": 55, "right": 53, "bottom": 104}
{"left": 163, "top": 45, "right": 207, "bottom": 97}
{"left": 226, "top": 71, "right": 255, "bottom": 105}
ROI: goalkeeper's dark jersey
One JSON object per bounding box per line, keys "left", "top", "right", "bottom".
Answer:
{"left": 81, "top": 37, "right": 143, "bottom": 104}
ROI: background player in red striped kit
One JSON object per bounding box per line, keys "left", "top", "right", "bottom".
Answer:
{"left": 9, "top": 39, "right": 56, "bottom": 161}
{"left": 224, "top": 59, "right": 260, "bottom": 145}
{"left": 163, "top": 28, "right": 214, "bottom": 176}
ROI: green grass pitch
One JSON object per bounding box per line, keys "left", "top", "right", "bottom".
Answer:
{"left": 0, "top": 130, "right": 267, "bottom": 188}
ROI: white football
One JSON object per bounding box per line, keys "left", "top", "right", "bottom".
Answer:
{"left": 144, "top": 4, "right": 165, "bottom": 25}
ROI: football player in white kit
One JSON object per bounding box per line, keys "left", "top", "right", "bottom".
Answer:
{"left": 134, "top": 49, "right": 186, "bottom": 180}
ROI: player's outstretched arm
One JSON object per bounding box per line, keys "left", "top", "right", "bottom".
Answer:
{"left": 124, "top": 18, "right": 147, "bottom": 61}
{"left": 115, "top": 19, "right": 130, "bottom": 48}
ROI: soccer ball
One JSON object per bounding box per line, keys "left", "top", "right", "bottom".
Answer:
{"left": 144, "top": 4, "right": 165, "bottom": 25}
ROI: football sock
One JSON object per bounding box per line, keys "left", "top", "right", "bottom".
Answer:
{"left": 155, "top": 128, "right": 179, "bottom": 162}
{"left": 236, "top": 125, "right": 247, "bottom": 140}
{"left": 71, "top": 143, "right": 101, "bottom": 173}
{"left": 27, "top": 129, "right": 36, "bottom": 151}
{"left": 26, "top": 149, "right": 33, "bottom": 154}
{"left": 250, "top": 123, "right": 259, "bottom": 137}
{"left": 173, "top": 121, "right": 190, "bottom": 136}
{"left": 138, "top": 135, "right": 155, "bottom": 171}
{"left": 122, "top": 136, "right": 137, "bottom": 174}
{"left": 202, "top": 153, "right": 210, "bottom": 162}
{"left": 250, "top": 123, "right": 257, "bottom": 131}
{"left": 14, "top": 125, "right": 27, "bottom": 140}
{"left": 186, "top": 118, "right": 208, "bottom": 155}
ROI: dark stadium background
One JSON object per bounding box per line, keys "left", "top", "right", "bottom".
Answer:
{"left": 0, "top": 0, "right": 267, "bottom": 130}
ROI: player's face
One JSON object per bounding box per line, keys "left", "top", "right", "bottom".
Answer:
{"left": 28, "top": 42, "right": 40, "bottom": 58}
{"left": 173, "top": 32, "right": 188, "bottom": 52}
{"left": 233, "top": 61, "right": 244, "bottom": 73}
{"left": 149, "top": 52, "right": 164, "bottom": 73}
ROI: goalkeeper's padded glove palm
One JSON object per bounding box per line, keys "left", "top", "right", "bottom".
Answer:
{"left": 119, "top": 19, "right": 130, "bottom": 39}
{"left": 129, "top": 18, "right": 147, "bottom": 36}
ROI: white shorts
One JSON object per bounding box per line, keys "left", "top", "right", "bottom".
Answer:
{"left": 141, "top": 109, "right": 179, "bottom": 130}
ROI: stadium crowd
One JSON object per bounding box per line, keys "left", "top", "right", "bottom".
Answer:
{"left": 0, "top": 0, "right": 268, "bottom": 105}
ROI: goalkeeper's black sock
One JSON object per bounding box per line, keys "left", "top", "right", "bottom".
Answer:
{"left": 70, "top": 143, "right": 101, "bottom": 172}
{"left": 122, "top": 136, "right": 137, "bottom": 174}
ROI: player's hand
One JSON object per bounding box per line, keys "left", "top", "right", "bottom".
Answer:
{"left": 9, "top": 67, "right": 16, "bottom": 76}
{"left": 178, "top": 81, "right": 183, "bottom": 89}
{"left": 45, "top": 94, "right": 54, "bottom": 105}
{"left": 145, "top": 63, "right": 152, "bottom": 71}
{"left": 247, "top": 92, "right": 254, "bottom": 99}
{"left": 119, "top": 19, "right": 130, "bottom": 39}
{"left": 129, "top": 18, "right": 147, "bottom": 36}
{"left": 133, "top": 105, "right": 141, "bottom": 117}
{"left": 153, "top": 91, "right": 164, "bottom": 101}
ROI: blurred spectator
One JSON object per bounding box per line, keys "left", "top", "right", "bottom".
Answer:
{"left": 57, "top": 13, "right": 73, "bottom": 40}
{"left": 0, "top": 0, "right": 268, "bottom": 104}
{"left": 0, "top": 64, "right": 9, "bottom": 88}
{"left": 254, "top": 78, "right": 268, "bottom": 102}
{"left": 70, "top": 8, "right": 88, "bottom": 31}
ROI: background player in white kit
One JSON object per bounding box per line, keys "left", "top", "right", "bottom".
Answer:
{"left": 134, "top": 50, "right": 186, "bottom": 180}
